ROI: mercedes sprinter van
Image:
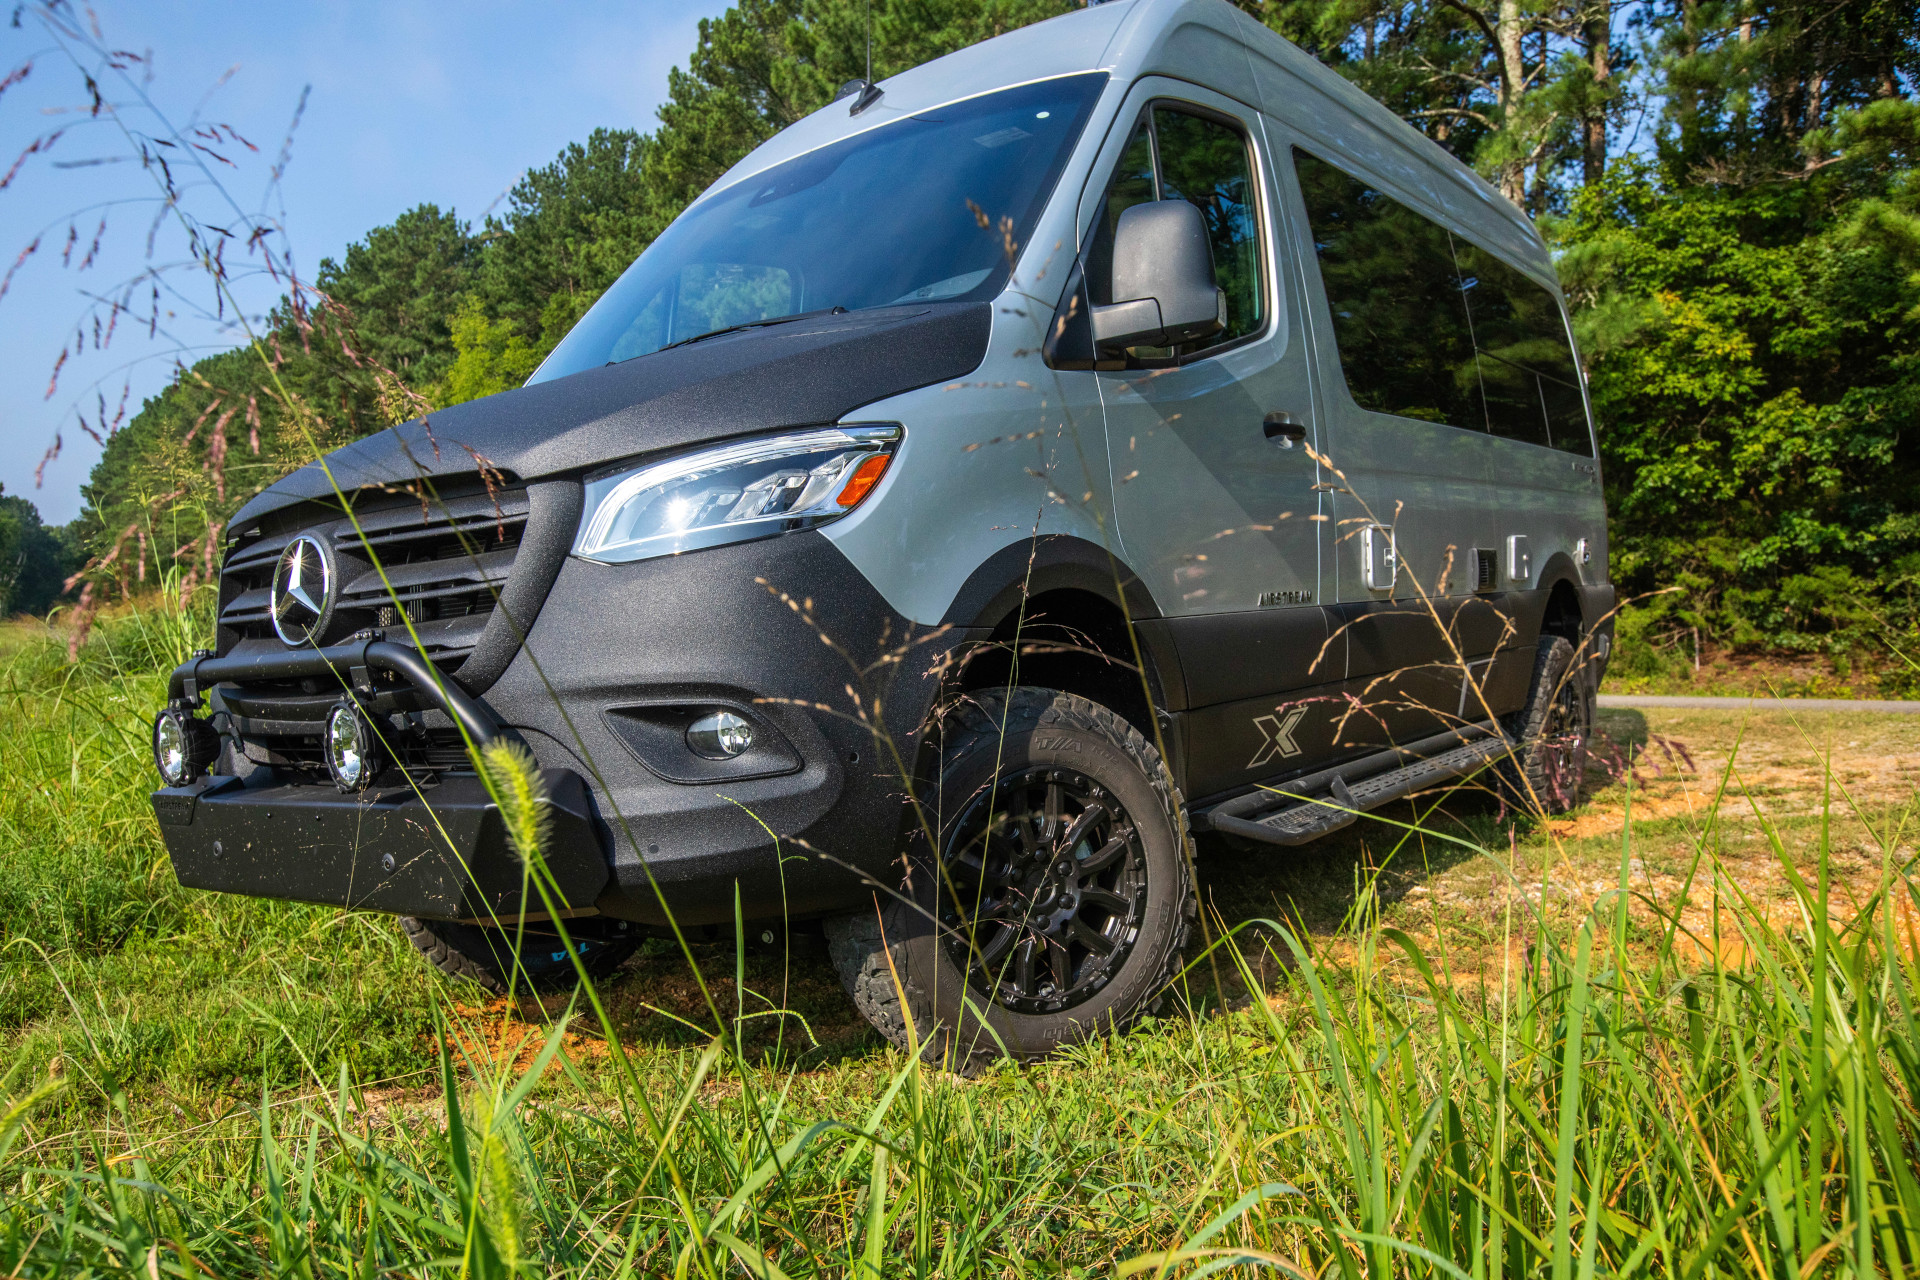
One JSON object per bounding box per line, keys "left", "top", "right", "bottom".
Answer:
{"left": 148, "top": 0, "right": 1613, "bottom": 1068}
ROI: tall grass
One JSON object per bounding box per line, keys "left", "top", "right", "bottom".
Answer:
{"left": 1, "top": 602, "right": 1915, "bottom": 1277}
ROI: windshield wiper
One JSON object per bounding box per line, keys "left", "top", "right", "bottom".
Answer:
{"left": 638, "top": 306, "right": 850, "bottom": 359}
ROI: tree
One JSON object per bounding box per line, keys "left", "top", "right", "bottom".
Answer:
{"left": 0, "top": 487, "right": 78, "bottom": 618}
{"left": 466, "top": 128, "right": 655, "bottom": 367}
{"left": 314, "top": 204, "right": 479, "bottom": 390}
{"left": 1560, "top": 0, "right": 1920, "bottom": 651}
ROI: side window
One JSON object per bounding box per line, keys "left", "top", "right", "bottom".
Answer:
{"left": 1088, "top": 104, "right": 1265, "bottom": 360}
{"left": 1292, "top": 149, "right": 1480, "bottom": 427}
{"left": 1452, "top": 243, "right": 1591, "bottom": 454}
{"left": 1294, "top": 148, "right": 1594, "bottom": 456}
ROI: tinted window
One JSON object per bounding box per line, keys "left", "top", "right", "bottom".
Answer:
{"left": 1089, "top": 105, "right": 1264, "bottom": 360}
{"left": 1453, "top": 242, "right": 1591, "bottom": 453}
{"left": 533, "top": 75, "right": 1106, "bottom": 381}
{"left": 1293, "top": 150, "right": 1479, "bottom": 427}
{"left": 1294, "top": 149, "right": 1593, "bottom": 456}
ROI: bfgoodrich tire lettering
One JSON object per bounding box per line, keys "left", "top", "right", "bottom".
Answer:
{"left": 400, "top": 916, "right": 637, "bottom": 995}
{"left": 825, "top": 687, "right": 1195, "bottom": 1072}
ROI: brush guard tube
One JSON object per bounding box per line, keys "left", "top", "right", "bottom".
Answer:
{"left": 166, "top": 633, "right": 499, "bottom": 745}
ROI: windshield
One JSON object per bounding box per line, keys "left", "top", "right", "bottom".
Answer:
{"left": 530, "top": 74, "right": 1107, "bottom": 382}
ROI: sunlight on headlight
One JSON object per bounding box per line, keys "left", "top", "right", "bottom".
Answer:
{"left": 573, "top": 426, "right": 901, "bottom": 565}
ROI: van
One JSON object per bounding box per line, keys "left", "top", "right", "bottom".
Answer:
{"left": 147, "top": 0, "right": 1613, "bottom": 1069}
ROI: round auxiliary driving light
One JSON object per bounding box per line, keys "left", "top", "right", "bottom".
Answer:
{"left": 686, "top": 710, "right": 755, "bottom": 760}
{"left": 152, "top": 708, "right": 219, "bottom": 787}
{"left": 324, "top": 701, "right": 385, "bottom": 792}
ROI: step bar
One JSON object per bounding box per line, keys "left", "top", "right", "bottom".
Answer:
{"left": 1200, "top": 721, "right": 1512, "bottom": 847}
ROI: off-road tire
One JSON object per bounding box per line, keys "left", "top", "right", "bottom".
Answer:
{"left": 1498, "top": 635, "right": 1592, "bottom": 816}
{"left": 825, "top": 687, "right": 1196, "bottom": 1074}
{"left": 400, "top": 916, "right": 637, "bottom": 995}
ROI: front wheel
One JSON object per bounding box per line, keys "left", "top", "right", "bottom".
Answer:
{"left": 825, "top": 688, "right": 1195, "bottom": 1073}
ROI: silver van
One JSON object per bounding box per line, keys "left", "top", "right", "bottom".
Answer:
{"left": 147, "top": 0, "right": 1613, "bottom": 1068}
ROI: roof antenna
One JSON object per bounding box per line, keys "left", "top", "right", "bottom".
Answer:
{"left": 838, "top": 0, "right": 884, "bottom": 115}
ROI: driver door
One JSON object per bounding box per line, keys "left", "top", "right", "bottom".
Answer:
{"left": 1087, "top": 80, "right": 1336, "bottom": 800}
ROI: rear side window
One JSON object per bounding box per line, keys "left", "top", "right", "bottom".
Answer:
{"left": 1293, "top": 149, "right": 1592, "bottom": 455}
{"left": 1452, "top": 243, "right": 1590, "bottom": 452}
{"left": 1088, "top": 104, "right": 1265, "bottom": 360}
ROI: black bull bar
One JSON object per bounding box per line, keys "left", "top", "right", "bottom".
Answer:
{"left": 153, "top": 638, "right": 611, "bottom": 923}
{"left": 166, "top": 635, "right": 499, "bottom": 744}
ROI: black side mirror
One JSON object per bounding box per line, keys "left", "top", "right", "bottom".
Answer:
{"left": 1091, "top": 200, "right": 1226, "bottom": 351}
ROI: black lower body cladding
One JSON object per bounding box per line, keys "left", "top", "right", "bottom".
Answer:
{"left": 151, "top": 531, "right": 976, "bottom": 930}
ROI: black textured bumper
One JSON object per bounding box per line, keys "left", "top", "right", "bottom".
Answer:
{"left": 151, "top": 770, "right": 609, "bottom": 922}
{"left": 163, "top": 532, "right": 973, "bottom": 930}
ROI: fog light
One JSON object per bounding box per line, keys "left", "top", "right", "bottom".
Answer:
{"left": 325, "top": 701, "right": 385, "bottom": 791}
{"left": 686, "top": 710, "right": 754, "bottom": 759}
{"left": 152, "top": 708, "right": 219, "bottom": 787}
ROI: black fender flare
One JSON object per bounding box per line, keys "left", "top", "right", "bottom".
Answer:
{"left": 936, "top": 533, "right": 1188, "bottom": 715}
{"left": 940, "top": 534, "right": 1163, "bottom": 631}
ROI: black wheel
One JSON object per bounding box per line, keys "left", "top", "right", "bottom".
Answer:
{"left": 825, "top": 688, "right": 1195, "bottom": 1073}
{"left": 400, "top": 916, "right": 637, "bottom": 995}
{"left": 1499, "top": 635, "right": 1592, "bottom": 815}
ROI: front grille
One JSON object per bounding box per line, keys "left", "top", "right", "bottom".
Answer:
{"left": 227, "top": 716, "right": 481, "bottom": 779}
{"left": 217, "top": 483, "right": 530, "bottom": 671}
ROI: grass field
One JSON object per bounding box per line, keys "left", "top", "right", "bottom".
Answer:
{"left": 0, "top": 604, "right": 1916, "bottom": 1277}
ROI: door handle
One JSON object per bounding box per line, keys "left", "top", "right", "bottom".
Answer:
{"left": 1263, "top": 412, "right": 1307, "bottom": 449}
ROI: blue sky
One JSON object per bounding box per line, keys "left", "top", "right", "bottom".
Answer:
{"left": 1, "top": 0, "right": 730, "bottom": 524}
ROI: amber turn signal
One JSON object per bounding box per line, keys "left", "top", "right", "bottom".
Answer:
{"left": 835, "top": 453, "right": 892, "bottom": 507}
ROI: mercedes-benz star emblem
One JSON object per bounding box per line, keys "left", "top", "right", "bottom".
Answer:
{"left": 270, "top": 534, "right": 334, "bottom": 646}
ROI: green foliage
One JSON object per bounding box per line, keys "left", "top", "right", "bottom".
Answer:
{"left": 314, "top": 203, "right": 480, "bottom": 389}
{"left": 0, "top": 488, "right": 78, "bottom": 619}
{"left": 468, "top": 127, "right": 655, "bottom": 360}
{"left": 1560, "top": 143, "right": 1920, "bottom": 650}
{"left": 436, "top": 297, "right": 545, "bottom": 408}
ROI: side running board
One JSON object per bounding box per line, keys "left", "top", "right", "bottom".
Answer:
{"left": 1202, "top": 721, "right": 1512, "bottom": 847}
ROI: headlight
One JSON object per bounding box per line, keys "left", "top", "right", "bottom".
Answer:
{"left": 573, "top": 425, "right": 900, "bottom": 564}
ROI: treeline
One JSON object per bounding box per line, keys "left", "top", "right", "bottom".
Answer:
{"left": 34, "top": 0, "right": 1920, "bottom": 665}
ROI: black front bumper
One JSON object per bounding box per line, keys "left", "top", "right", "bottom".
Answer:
{"left": 152, "top": 770, "right": 609, "bottom": 922}
{"left": 153, "top": 531, "right": 973, "bottom": 929}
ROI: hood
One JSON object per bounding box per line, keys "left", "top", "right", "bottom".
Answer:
{"left": 233, "top": 302, "right": 990, "bottom": 526}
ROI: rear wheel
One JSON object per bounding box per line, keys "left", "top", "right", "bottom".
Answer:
{"left": 400, "top": 916, "right": 637, "bottom": 995}
{"left": 825, "top": 688, "right": 1195, "bottom": 1073}
{"left": 1499, "top": 635, "right": 1592, "bottom": 815}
